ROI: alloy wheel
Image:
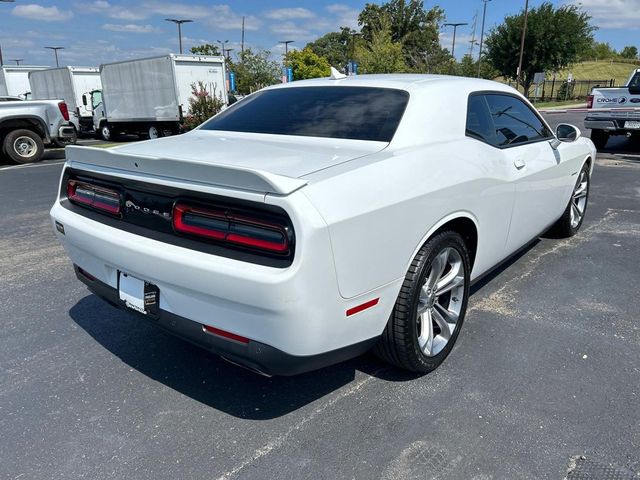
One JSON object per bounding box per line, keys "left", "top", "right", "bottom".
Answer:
{"left": 13, "top": 136, "right": 37, "bottom": 158}
{"left": 416, "top": 247, "right": 466, "bottom": 357}
{"left": 570, "top": 170, "right": 588, "bottom": 229}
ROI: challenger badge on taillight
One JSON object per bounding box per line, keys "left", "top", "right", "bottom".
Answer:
{"left": 67, "top": 179, "right": 121, "bottom": 215}
{"left": 173, "top": 203, "right": 289, "bottom": 254}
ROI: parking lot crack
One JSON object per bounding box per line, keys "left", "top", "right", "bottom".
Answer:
{"left": 213, "top": 370, "right": 385, "bottom": 480}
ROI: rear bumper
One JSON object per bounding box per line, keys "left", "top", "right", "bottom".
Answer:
{"left": 584, "top": 119, "right": 617, "bottom": 130}
{"left": 585, "top": 116, "right": 640, "bottom": 132}
{"left": 58, "top": 124, "right": 76, "bottom": 138}
{"left": 50, "top": 195, "right": 400, "bottom": 364}
{"left": 75, "top": 264, "right": 377, "bottom": 376}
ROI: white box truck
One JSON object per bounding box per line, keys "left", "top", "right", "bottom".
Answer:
{"left": 92, "top": 54, "right": 228, "bottom": 140}
{"left": 0, "top": 65, "right": 48, "bottom": 99}
{"left": 29, "top": 66, "right": 102, "bottom": 136}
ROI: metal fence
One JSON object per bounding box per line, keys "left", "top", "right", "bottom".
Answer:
{"left": 505, "top": 78, "right": 618, "bottom": 101}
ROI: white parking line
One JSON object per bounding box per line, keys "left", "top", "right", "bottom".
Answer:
{"left": 0, "top": 160, "right": 65, "bottom": 172}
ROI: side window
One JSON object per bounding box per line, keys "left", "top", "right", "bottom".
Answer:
{"left": 466, "top": 94, "right": 496, "bottom": 145}
{"left": 628, "top": 72, "right": 640, "bottom": 89}
{"left": 485, "top": 94, "right": 552, "bottom": 147}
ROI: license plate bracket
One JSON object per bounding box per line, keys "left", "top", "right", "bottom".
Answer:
{"left": 625, "top": 120, "right": 640, "bottom": 129}
{"left": 118, "top": 272, "right": 159, "bottom": 316}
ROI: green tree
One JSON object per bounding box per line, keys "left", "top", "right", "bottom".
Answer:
{"left": 184, "top": 81, "right": 224, "bottom": 130}
{"left": 358, "top": 0, "right": 445, "bottom": 71}
{"left": 288, "top": 48, "right": 331, "bottom": 80}
{"left": 485, "top": 2, "right": 594, "bottom": 97}
{"left": 354, "top": 19, "right": 406, "bottom": 74}
{"left": 228, "top": 49, "right": 279, "bottom": 95}
{"left": 620, "top": 46, "right": 638, "bottom": 60}
{"left": 305, "top": 28, "right": 354, "bottom": 69}
{"left": 584, "top": 41, "right": 617, "bottom": 60}
{"left": 451, "top": 54, "right": 498, "bottom": 79}
{"left": 190, "top": 43, "right": 222, "bottom": 56}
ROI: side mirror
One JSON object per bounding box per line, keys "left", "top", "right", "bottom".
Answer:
{"left": 556, "top": 123, "right": 581, "bottom": 142}
{"left": 82, "top": 94, "right": 88, "bottom": 106}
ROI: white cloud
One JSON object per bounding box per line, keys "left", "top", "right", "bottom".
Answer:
{"left": 269, "top": 22, "right": 314, "bottom": 39}
{"left": 85, "top": 1, "right": 148, "bottom": 20}
{"left": 567, "top": 0, "right": 640, "bottom": 29}
{"left": 439, "top": 31, "right": 474, "bottom": 59}
{"left": 141, "top": 0, "right": 211, "bottom": 19}
{"left": 138, "top": 2, "right": 260, "bottom": 31}
{"left": 326, "top": 3, "right": 359, "bottom": 30}
{"left": 12, "top": 4, "right": 73, "bottom": 22}
{"left": 102, "top": 23, "right": 159, "bottom": 33}
{"left": 265, "top": 8, "right": 315, "bottom": 20}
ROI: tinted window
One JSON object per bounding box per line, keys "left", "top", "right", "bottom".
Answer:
{"left": 485, "top": 94, "right": 552, "bottom": 147}
{"left": 466, "top": 95, "right": 496, "bottom": 144}
{"left": 628, "top": 72, "right": 640, "bottom": 89}
{"left": 200, "top": 86, "right": 409, "bottom": 142}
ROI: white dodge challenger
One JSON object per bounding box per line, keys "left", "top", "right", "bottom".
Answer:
{"left": 50, "top": 74, "right": 595, "bottom": 376}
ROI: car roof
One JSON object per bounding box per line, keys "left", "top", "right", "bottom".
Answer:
{"left": 264, "top": 74, "right": 515, "bottom": 95}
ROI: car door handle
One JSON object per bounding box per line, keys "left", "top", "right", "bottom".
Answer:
{"left": 513, "top": 158, "right": 526, "bottom": 170}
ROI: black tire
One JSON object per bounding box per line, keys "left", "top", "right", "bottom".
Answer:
{"left": 3, "top": 129, "right": 45, "bottom": 164}
{"left": 374, "top": 230, "right": 471, "bottom": 373}
{"left": 590, "top": 129, "right": 608, "bottom": 150}
{"left": 550, "top": 163, "right": 590, "bottom": 238}
{"left": 98, "top": 123, "right": 112, "bottom": 141}
{"left": 147, "top": 125, "right": 163, "bottom": 140}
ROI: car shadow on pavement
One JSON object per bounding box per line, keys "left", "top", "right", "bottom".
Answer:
{"left": 68, "top": 239, "right": 544, "bottom": 418}
{"left": 69, "top": 294, "right": 393, "bottom": 420}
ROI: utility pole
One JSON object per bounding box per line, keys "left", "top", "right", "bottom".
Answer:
{"left": 241, "top": 16, "right": 245, "bottom": 57}
{"left": 44, "top": 46, "right": 64, "bottom": 67}
{"left": 0, "top": 0, "right": 16, "bottom": 66}
{"left": 517, "top": 0, "right": 530, "bottom": 88}
{"left": 165, "top": 19, "right": 193, "bottom": 54}
{"left": 444, "top": 22, "right": 468, "bottom": 58}
{"left": 279, "top": 40, "right": 294, "bottom": 67}
{"left": 477, "top": 0, "right": 492, "bottom": 77}
{"left": 468, "top": 11, "right": 478, "bottom": 57}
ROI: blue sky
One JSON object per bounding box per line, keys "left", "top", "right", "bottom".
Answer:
{"left": 0, "top": 0, "right": 637, "bottom": 67}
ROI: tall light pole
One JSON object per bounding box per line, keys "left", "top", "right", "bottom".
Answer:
{"left": 10, "top": 59, "right": 23, "bottom": 65}
{"left": 165, "top": 18, "right": 193, "bottom": 54}
{"left": 217, "top": 39, "right": 229, "bottom": 58}
{"left": 477, "top": 0, "right": 492, "bottom": 77}
{"left": 279, "top": 40, "right": 294, "bottom": 67}
{"left": 45, "top": 46, "right": 64, "bottom": 67}
{"left": 0, "top": 0, "right": 16, "bottom": 67}
{"left": 517, "top": 0, "right": 530, "bottom": 88}
{"left": 224, "top": 48, "right": 234, "bottom": 60}
{"left": 444, "top": 22, "right": 468, "bottom": 58}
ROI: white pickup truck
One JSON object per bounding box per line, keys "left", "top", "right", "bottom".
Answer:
{"left": 0, "top": 100, "right": 76, "bottom": 164}
{"left": 585, "top": 68, "right": 640, "bottom": 149}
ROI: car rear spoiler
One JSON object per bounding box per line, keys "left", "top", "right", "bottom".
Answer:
{"left": 64, "top": 146, "right": 308, "bottom": 196}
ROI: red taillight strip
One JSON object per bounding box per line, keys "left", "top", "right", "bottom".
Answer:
{"left": 225, "top": 233, "right": 288, "bottom": 253}
{"left": 202, "top": 325, "right": 250, "bottom": 344}
{"left": 173, "top": 204, "right": 227, "bottom": 240}
{"left": 67, "top": 180, "right": 121, "bottom": 215}
{"left": 173, "top": 202, "right": 289, "bottom": 254}
{"left": 346, "top": 298, "right": 379, "bottom": 317}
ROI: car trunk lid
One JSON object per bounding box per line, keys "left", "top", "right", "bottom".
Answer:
{"left": 66, "top": 130, "right": 387, "bottom": 195}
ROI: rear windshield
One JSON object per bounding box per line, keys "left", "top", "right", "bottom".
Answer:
{"left": 200, "top": 86, "right": 409, "bottom": 142}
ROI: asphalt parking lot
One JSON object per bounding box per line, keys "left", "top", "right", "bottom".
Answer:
{"left": 1, "top": 115, "right": 639, "bottom": 479}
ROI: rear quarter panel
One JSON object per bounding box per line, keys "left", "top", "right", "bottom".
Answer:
{"left": 302, "top": 138, "right": 516, "bottom": 299}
